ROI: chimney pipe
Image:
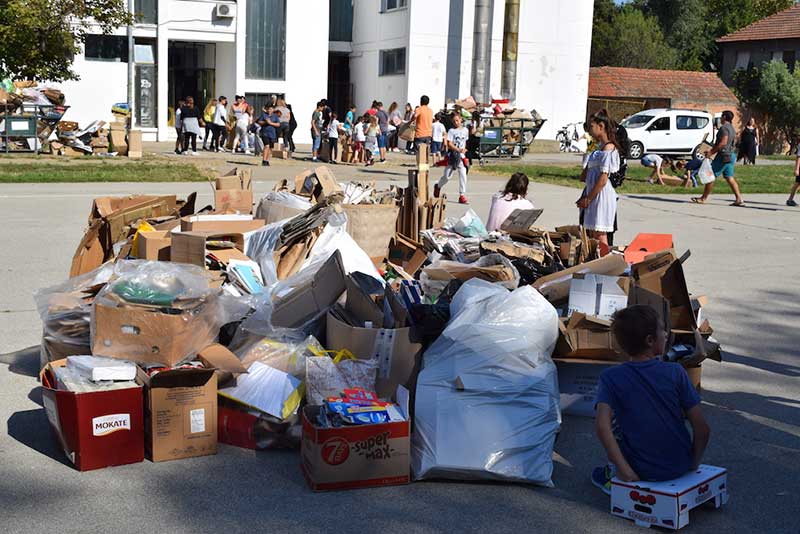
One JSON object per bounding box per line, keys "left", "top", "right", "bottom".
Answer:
{"left": 500, "top": 0, "right": 519, "bottom": 104}
{"left": 470, "top": 0, "right": 494, "bottom": 104}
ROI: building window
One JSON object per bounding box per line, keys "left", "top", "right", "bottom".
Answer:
{"left": 734, "top": 50, "right": 750, "bottom": 70}
{"left": 676, "top": 116, "right": 709, "bottom": 130}
{"left": 134, "top": 0, "right": 157, "bottom": 25}
{"left": 381, "top": 0, "right": 407, "bottom": 12}
{"left": 84, "top": 35, "right": 128, "bottom": 62}
{"left": 246, "top": 0, "right": 286, "bottom": 80}
{"left": 329, "top": 0, "right": 353, "bottom": 42}
{"left": 379, "top": 48, "right": 405, "bottom": 76}
{"left": 244, "top": 93, "right": 286, "bottom": 114}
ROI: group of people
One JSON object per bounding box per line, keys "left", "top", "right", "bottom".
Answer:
{"left": 173, "top": 95, "right": 298, "bottom": 166}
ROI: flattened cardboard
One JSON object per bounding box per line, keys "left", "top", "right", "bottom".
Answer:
{"left": 40, "top": 360, "right": 144, "bottom": 471}
{"left": 215, "top": 167, "right": 252, "bottom": 191}
{"left": 624, "top": 233, "right": 674, "bottom": 265}
{"left": 180, "top": 214, "right": 265, "bottom": 233}
{"left": 500, "top": 208, "right": 545, "bottom": 237}
{"left": 341, "top": 204, "right": 400, "bottom": 261}
{"left": 271, "top": 251, "right": 347, "bottom": 329}
{"left": 632, "top": 250, "right": 696, "bottom": 331}
{"left": 534, "top": 253, "right": 628, "bottom": 303}
{"left": 137, "top": 230, "right": 171, "bottom": 261}
{"left": 301, "top": 405, "right": 410, "bottom": 491}
{"left": 479, "top": 240, "right": 546, "bottom": 263}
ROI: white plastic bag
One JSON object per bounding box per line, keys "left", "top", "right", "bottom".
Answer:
{"left": 445, "top": 209, "right": 488, "bottom": 238}
{"left": 698, "top": 158, "right": 715, "bottom": 185}
{"left": 411, "top": 279, "right": 561, "bottom": 486}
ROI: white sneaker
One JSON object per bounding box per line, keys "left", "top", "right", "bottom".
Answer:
{"left": 191, "top": 151, "right": 199, "bottom": 156}
{"left": 245, "top": 150, "right": 253, "bottom": 155}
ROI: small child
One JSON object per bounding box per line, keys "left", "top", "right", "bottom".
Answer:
{"left": 786, "top": 143, "right": 800, "bottom": 206}
{"left": 431, "top": 114, "right": 446, "bottom": 165}
{"left": 364, "top": 115, "right": 379, "bottom": 167}
{"left": 641, "top": 154, "right": 668, "bottom": 185}
{"left": 674, "top": 158, "right": 702, "bottom": 188}
{"left": 352, "top": 115, "right": 367, "bottom": 163}
{"left": 327, "top": 112, "right": 341, "bottom": 164}
{"left": 592, "top": 305, "right": 710, "bottom": 494}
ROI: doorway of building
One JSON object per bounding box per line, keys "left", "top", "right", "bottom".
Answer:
{"left": 168, "top": 41, "right": 216, "bottom": 126}
{"left": 327, "top": 52, "right": 352, "bottom": 118}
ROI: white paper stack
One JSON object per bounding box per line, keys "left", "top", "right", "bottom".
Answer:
{"left": 220, "top": 362, "right": 302, "bottom": 420}
{"left": 66, "top": 355, "right": 138, "bottom": 382}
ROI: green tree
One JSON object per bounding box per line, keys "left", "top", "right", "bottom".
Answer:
{"left": 591, "top": 6, "right": 678, "bottom": 69}
{"left": 0, "top": 0, "right": 132, "bottom": 82}
{"left": 708, "top": 0, "right": 796, "bottom": 38}
{"left": 636, "top": 0, "right": 711, "bottom": 70}
{"left": 733, "top": 61, "right": 800, "bottom": 153}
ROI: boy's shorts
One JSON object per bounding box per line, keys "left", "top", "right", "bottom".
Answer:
{"left": 711, "top": 156, "right": 735, "bottom": 179}
{"left": 261, "top": 135, "right": 275, "bottom": 149}
{"left": 311, "top": 133, "right": 321, "bottom": 151}
{"left": 795, "top": 174, "right": 800, "bottom": 184}
{"left": 431, "top": 141, "right": 442, "bottom": 154}
{"left": 354, "top": 141, "right": 364, "bottom": 151}
{"left": 377, "top": 133, "right": 387, "bottom": 148}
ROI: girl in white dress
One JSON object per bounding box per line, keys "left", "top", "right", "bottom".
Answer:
{"left": 577, "top": 110, "right": 620, "bottom": 248}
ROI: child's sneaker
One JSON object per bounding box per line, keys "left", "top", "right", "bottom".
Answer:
{"left": 458, "top": 195, "right": 469, "bottom": 205}
{"left": 787, "top": 199, "right": 797, "bottom": 207}
{"left": 591, "top": 465, "right": 615, "bottom": 495}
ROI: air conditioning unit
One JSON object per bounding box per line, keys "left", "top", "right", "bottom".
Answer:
{"left": 215, "top": 3, "right": 236, "bottom": 18}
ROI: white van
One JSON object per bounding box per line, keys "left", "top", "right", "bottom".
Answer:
{"left": 620, "top": 108, "right": 714, "bottom": 160}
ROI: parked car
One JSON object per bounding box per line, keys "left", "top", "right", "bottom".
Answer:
{"left": 620, "top": 108, "right": 714, "bottom": 160}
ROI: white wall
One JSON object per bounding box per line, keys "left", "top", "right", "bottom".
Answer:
{"left": 165, "top": 0, "right": 236, "bottom": 35}
{"left": 57, "top": 54, "right": 130, "bottom": 131}
{"left": 406, "top": 0, "right": 449, "bottom": 110}
{"left": 514, "top": 0, "right": 593, "bottom": 139}
{"left": 350, "top": 1, "right": 409, "bottom": 113}
{"left": 216, "top": 42, "right": 237, "bottom": 105}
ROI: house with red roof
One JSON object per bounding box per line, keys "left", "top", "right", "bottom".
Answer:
{"left": 717, "top": 3, "right": 800, "bottom": 85}
{"left": 587, "top": 66, "right": 740, "bottom": 124}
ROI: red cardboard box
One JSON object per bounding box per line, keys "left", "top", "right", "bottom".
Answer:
{"left": 624, "top": 233, "right": 674, "bottom": 265}
{"left": 40, "top": 359, "right": 144, "bottom": 471}
{"left": 301, "top": 405, "right": 410, "bottom": 491}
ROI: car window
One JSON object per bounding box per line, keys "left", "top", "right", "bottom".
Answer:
{"left": 621, "top": 114, "right": 653, "bottom": 129}
{"left": 676, "top": 115, "right": 709, "bottom": 130}
{"left": 649, "top": 117, "right": 670, "bottom": 131}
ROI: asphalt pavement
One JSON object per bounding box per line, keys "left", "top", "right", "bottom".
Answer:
{"left": 1, "top": 157, "right": 799, "bottom": 533}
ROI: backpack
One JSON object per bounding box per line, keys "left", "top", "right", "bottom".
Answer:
{"left": 609, "top": 124, "right": 630, "bottom": 189}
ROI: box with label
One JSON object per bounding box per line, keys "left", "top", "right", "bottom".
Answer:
{"left": 140, "top": 344, "right": 246, "bottom": 462}
{"left": 301, "top": 405, "right": 410, "bottom": 491}
{"left": 40, "top": 360, "right": 144, "bottom": 471}
{"left": 568, "top": 274, "right": 629, "bottom": 319}
{"left": 611, "top": 464, "right": 728, "bottom": 530}
{"left": 553, "top": 358, "right": 617, "bottom": 417}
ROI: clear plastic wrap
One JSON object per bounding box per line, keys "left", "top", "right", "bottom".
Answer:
{"left": 444, "top": 208, "right": 488, "bottom": 238}
{"left": 411, "top": 279, "right": 561, "bottom": 486}
{"left": 256, "top": 191, "right": 313, "bottom": 215}
{"left": 244, "top": 220, "right": 286, "bottom": 288}
{"left": 305, "top": 353, "right": 379, "bottom": 405}
{"left": 420, "top": 253, "right": 520, "bottom": 300}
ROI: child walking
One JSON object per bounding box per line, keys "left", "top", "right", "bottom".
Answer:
{"left": 786, "top": 143, "right": 800, "bottom": 206}
{"left": 592, "top": 305, "right": 710, "bottom": 494}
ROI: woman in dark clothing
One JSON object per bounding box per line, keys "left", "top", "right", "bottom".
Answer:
{"left": 286, "top": 103, "right": 297, "bottom": 152}
{"left": 180, "top": 96, "right": 204, "bottom": 155}
{"left": 737, "top": 117, "right": 759, "bottom": 165}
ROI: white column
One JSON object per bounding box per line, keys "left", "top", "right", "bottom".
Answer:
{"left": 235, "top": 0, "right": 247, "bottom": 95}
{"left": 156, "top": 0, "right": 169, "bottom": 141}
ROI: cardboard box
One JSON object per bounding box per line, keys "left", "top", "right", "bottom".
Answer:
{"left": 109, "top": 130, "right": 127, "bottom": 155}
{"left": 341, "top": 204, "right": 400, "bottom": 261}
{"left": 611, "top": 465, "right": 728, "bottom": 529}
{"left": 271, "top": 250, "right": 346, "bottom": 329}
{"left": 91, "top": 298, "right": 216, "bottom": 367}
{"left": 215, "top": 168, "right": 252, "bottom": 191}
{"left": 140, "top": 344, "right": 246, "bottom": 462}
{"left": 137, "top": 230, "right": 171, "bottom": 260}
{"left": 479, "top": 240, "right": 546, "bottom": 263}
{"left": 554, "top": 358, "right": 617, "bottom": 417}
{"left": 301, "top": 404, "right": 410, "bottom": 491}
{"left": 180, "top": 214, "right": 265, "bottom": 233}
{"left": 557, "top": 314, "right": 623, "bottom": 361}
{"left": 568, "top": 274, "right": 629, "bottom": 319}
{"left": 500, "top": 208, "right": 545, "bottom": 237}
{"left": 326, "top": 312, "right": 421, "bottom": 399}
{"left": 388, "top": 235, "right": 427, "bottom": 275}
{"left": 40, "top": 360, "right": 144, "bottom": 471}
{"left": 534, "top": 253, "right": 628, "bottom": 303}
{"left": 624, "top": 233, "right": 674, "bottom": 265}
{"left": 214, "top": 189, "right": 254, "bottom": 215}
{"left": 127, "top": 129, "right": 142, "bottom": 159}
{"left": 171, "top": 231, "right": 248, "bottom": 267}
{"left": 256, "top": 199, "right": 307, "bottom": 225}
{"left": 632, "top": 250, "right": 696, "bottom": 331}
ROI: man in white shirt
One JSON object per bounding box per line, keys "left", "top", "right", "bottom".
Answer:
{"left": 431, "top": 115, "right": 446, "bottom": 165}
{"left": 434, "top": 114, "right": 470, "bottom": 204}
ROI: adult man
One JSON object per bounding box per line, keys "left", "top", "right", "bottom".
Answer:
{"left": 412, "top": 95, "right": 433, "bottom": 152}
{"left": 691, "top": 110, "right": 744, "bottom": 206}
{"left": 376, "top": 101, "right": 389, "bottom": 163}
{"left": 433, "top": 114, "right": 470, "bottom": 204}
{"left": 311, "top": 101, "right": 324, "bottom": 162}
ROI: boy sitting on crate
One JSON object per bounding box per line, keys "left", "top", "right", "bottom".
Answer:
{"left": 591, "top": 305, "right": 711, "bottom": 494}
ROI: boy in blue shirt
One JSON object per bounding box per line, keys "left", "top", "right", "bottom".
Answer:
{"left": 592, "top": 305, "right": 710, "bottom": 494}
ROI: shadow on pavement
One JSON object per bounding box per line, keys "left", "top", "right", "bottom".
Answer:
{"left": 7, "top": 406, "right": 72, "bottom": 469}
{"left": 0, "top": 345, "right": 40, "bottom": 378}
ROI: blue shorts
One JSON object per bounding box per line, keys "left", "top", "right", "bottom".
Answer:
{"left": 711, "top": 155, "right": 735, "bottom": 179}
{"left": 311, "top": 134, "right": 322, "bottom": 151}
{"left": 377, "top": 133, "right": 387, "bottom": 148}
{"left": 431, "top": 141, "right": 442, "bottom": 154}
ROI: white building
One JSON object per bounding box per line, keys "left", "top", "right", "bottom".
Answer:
{"left": 59, "top": 0, "right": 592, "bottom": 142}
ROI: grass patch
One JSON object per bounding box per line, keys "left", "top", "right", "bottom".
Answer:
{"left": 486, "top": 163, "right": 797, "bottom": 194}
{"left": 0, "top": 160, "right": 211, "bottom": 182}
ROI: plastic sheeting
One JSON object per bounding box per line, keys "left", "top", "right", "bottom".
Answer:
{"left": 411, "top": 279, "right": 561, "bottom": 486}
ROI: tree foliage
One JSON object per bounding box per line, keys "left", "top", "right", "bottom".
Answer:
{"left": 0, "top": 0, "right": 132, "bottom": 82}
{"left": 733, "top": 61, "right": 800, "bottom": 152}
{"left": 591, "top": 5, "right": 678, "bottom": 69}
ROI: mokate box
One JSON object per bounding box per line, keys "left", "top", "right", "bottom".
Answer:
{"left": 611, "top": 464, "right": 728, "bottom": 530}
{"left": 301, "top": 404, "right": 410, "bottom": 491}
{"left": 140, "top": 344, "right": 246, "bottom": 462}
{"left": 137, "top": 230, "right": 171, "bottom": 260}
{"left": 40, "top": 359, "right": 144, "bottom": 471}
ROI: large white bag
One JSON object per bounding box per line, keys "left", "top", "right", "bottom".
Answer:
{"left": 411, "top": 279, "right": 561, "bottom": 486}
{"left": 698, "top": 158, "right": 715, "bottom": 185}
